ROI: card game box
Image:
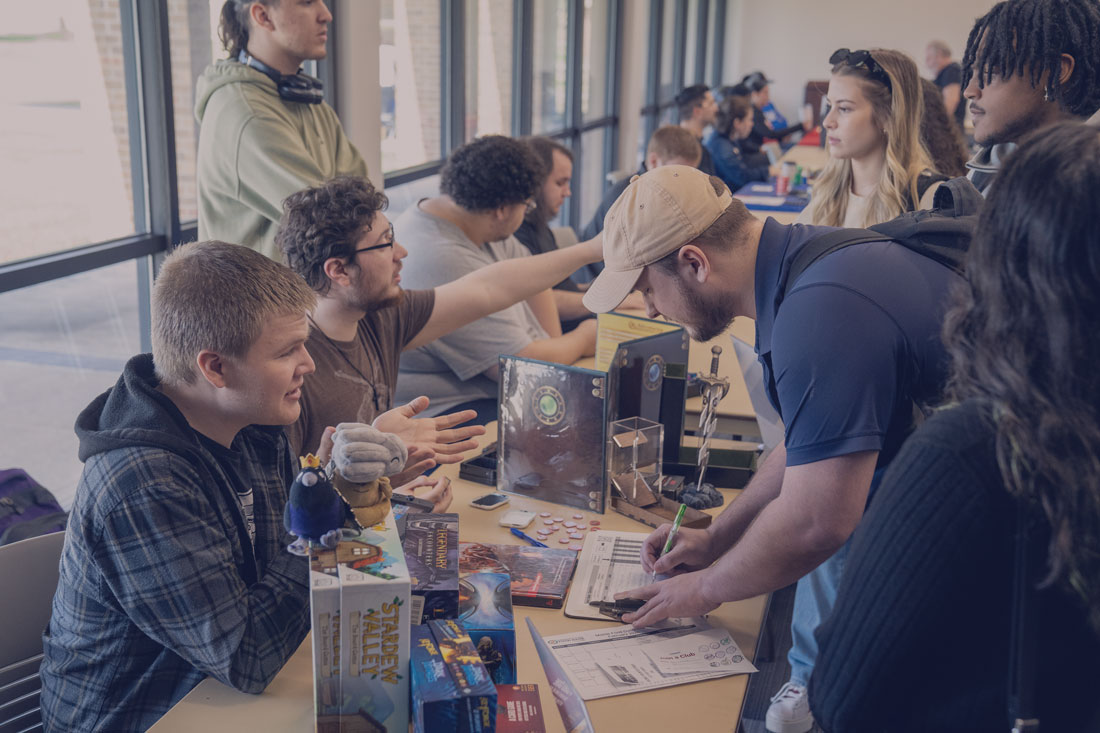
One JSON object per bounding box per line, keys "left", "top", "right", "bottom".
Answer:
{"left": 495, "top": 684, "right": 546, "bottom": 733}
{"left": 410, "top": 619, "right": 498, "bottom": 733}
{"left": 458, "top": 572, "right": 516, "bottom": 684}
{"left": 458, "top": 542, "right": 578, "bottom": 609}
{"left": 308, "top": 512, "right": 411, "bottom": 732}
{"left": 403, "top": 512, "right": 459, "bottom": 623}
{"left": 497, "top": 356, "right": 609, "bottom": 513}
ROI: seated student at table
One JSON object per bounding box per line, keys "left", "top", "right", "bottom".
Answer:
{"left": 919, "top": 77, "right": 969, "bottom": 177}
{"left": 39, "top": 242, "right": 398, "bottom": 731}
{"left": 278, "top": 174, "right": 604, "bottom": 473}
{"left": 393, "top": 136, "right": 598, "bottom": 424}
{"left": 675, "top": 84, "right": 719, "bottom": 176}
{"left": 797, "top": 48, "right": 945, "bottom": 228}
{"left": 739, "top": 71, "right": 811, "bottom": 165}
{"left": 705, "top": 94, "right": 772, "bottom": 192}
{"left": 580, "top": 125, "right": 702, "bottom": 242}
{"left": 512, "top": 137, "right": 594, "bottom": 332}
{"left": 811, "top": 122, "right": 1100, "bottom": 732}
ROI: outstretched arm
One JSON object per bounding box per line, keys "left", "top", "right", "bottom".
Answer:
{"left": 406, "top": 235, "right": 602, "bottom": 350}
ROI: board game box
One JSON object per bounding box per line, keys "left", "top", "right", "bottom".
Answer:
{"left": 403, "top": 512, "right": 459, "bottom": 623}
{"left": 410, "top": 619, "right": 498, "bottom": 733}
{"left": 308, "top": 512, "right": 411, "bottom": 732}
{"left": 458, "top": 542, "right": 578, "bottom": 609}
{"left": 458, "top": 572, "right": 516, "bottom": 684}
{"left": 495, "top": 684, "right": 546, "bottom": 733}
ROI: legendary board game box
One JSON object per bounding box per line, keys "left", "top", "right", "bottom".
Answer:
{"left": 497, "top": 356, "right": 608, "bottom": 513}
{"left": 308, "top": 512, "right": 411, "bottom": 732}
{"left": 410, "top": 619, "right": 498, "bottom": 733}
{"left": 458, "top": 542, "right": 578, "bottom": 609}
{"left": 403, "top": 512, "right": 459, "bottom": 623}
{"left": 495, "top": 684, "right": 547, "bottom": 733}
{"left": 458, "top": 572, "right": 516, "bottom": 684}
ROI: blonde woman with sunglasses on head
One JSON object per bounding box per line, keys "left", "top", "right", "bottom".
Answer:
{"left": 798, "top": 48, "right": 947, "bottom": 229}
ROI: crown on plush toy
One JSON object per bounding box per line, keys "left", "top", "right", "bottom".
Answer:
{"left": 299, "top": 454, "right": 322, "bottom": 470}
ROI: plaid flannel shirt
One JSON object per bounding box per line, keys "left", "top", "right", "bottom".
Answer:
{"left": 40, "top": 422, "right": 309, "bottom": 731}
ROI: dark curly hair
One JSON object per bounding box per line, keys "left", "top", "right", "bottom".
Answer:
{"left": 439, "top": 135, "right": 541, "bottom": 212}
{"left": 943, "top": 122, "right": 1100, "bottom": 636}
{"left": 919, "top": 78, "right": 968, "bottom": 177}
{"left": 962, "top": 0, "right": 1100, "bottom": 118}
{"left": 277, "top": 176, "right": 389, "bottom": 295}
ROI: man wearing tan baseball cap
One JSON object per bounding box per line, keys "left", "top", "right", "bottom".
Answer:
{"left": 592, "top": 166, "right": 964, "bottom": 733}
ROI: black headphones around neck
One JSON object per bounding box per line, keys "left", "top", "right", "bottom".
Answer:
{"left": 239, "top": 51, "right": 324, "bottom": 105}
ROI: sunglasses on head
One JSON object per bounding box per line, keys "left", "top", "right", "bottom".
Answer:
{"left": 829, "top": 48, "right": 892, "bottom": 91}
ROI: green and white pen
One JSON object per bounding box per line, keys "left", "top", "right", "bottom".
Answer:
{"left": 650, "top": 503, "right": 687, "bottom": 582}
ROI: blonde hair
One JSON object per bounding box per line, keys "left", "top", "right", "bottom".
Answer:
{"left": 811, "top": 49, "right": 935, "bottom": 228}
{"left": 152, "top": 241, "right": 316, "bottom": 385}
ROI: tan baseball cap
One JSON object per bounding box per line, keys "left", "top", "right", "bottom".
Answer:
{"left": 582, "top": 165, "right": 733, "bottom": 313}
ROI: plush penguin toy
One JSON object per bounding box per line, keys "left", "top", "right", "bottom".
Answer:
{"left": 284, "top": 424, "right": 409, "bottom": 555}
{"left": 284, "top": 454, "right": 358, "bottom": 555}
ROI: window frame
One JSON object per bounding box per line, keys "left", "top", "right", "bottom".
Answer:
{"left": 640, "top": 0, "right": 727, "bottom": 145}
{"left": 382, "top": 0, "right": 623, "bottom": 232}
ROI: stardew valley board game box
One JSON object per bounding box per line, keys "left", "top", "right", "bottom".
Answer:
{"left": 309, "top": 512, "right": 411, "bottom": 732}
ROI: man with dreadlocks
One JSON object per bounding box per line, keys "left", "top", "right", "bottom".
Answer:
{"left": 961, "top": 0, "right": 1100, "bottom": 194}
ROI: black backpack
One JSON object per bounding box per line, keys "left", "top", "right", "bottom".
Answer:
{"left": 782, "top": 176, "right": 984, "bottom": 298}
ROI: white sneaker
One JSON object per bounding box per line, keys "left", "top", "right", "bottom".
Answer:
{"left": 765, "top": 681, "right": 814, "bottom": 733}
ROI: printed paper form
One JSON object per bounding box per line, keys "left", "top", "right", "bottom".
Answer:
{"left": 565, "top": 530, "right": 653, "bottom": 620}
{"left": 542, "top": 617, "right": 756, "bottom": 700}
{"left": 595, "top": 313, "right": 681, "bottom": 372}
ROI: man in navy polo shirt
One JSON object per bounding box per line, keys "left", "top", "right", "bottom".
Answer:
{"left": 582, "top": 166, "right": 962, "bottom": 733}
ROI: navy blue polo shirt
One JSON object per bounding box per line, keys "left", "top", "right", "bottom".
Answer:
{"left": 753, "top": 218, "right": 963, "bottom": 469}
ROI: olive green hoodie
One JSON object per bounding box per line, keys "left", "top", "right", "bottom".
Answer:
{"left": 194, "top": 60, "right": 368, "bottom": 261}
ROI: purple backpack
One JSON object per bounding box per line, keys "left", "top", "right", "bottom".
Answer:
{"left": 0, "top": 469, "right": 67, "bottom": 545}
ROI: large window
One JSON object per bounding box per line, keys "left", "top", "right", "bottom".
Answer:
{"left": 383, "top": 0, "right": 623, "bottom": 232}
{"left": 380, "top": 0, "right": 443, "bottom": 173}
{"left": 641, "top": 0, "right": 728, "bottom": 147}
{"left": 1, "top": 1, "right": 193, "bottom": 506}
{"left": 0, "top": 262, "right": 139, "bottom": 508}
{"left": 465, "top": 0, "right": 513, "bottom": 138}
{"left": 0, "top": 2, "right": 137, "bottom": 265}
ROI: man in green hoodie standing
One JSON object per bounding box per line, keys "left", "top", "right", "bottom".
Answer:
{"left": 195, "top": 0, "right": 366, "bottom": 261}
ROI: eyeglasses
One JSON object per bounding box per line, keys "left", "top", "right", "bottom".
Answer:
{"left": 829, "top": 48, "right": 892, "bottom": 91}
{"left": 353, "top": 224, "right": 396, "bottom": 255}
{"left": 523, "top": 199, "right": 537, "bottom": 214}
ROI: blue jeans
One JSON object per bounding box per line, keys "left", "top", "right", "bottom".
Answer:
{"left": 786, "top": 466, "right": 885, "bottom": 686}
{"left": 787, "top": 537, "right": 851, "bottom": 687}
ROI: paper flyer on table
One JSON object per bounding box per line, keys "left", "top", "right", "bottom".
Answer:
{"left": 594, "top": 312, "right": 681, "bottom": 372}
{"left": 540, "top": 617, "right": 756, "bottom": 700}
{"left": 564, "top": 530, "right": 654, "bottom": 621}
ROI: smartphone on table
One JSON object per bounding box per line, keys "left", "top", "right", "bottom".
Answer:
{"left": 469, "top": 492, "right": 510, "bottom": 510}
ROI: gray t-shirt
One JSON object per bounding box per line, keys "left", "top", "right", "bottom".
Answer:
{"left": 395, "top": 201, "right": 549, "bottom": 416}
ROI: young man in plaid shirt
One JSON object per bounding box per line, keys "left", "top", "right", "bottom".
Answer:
{"left": 40, "top": 242, "right": 370, "bottom": 730}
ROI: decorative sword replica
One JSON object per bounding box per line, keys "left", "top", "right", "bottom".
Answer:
{"left": 692, "top": 345, "right": 730, "bottom": 496}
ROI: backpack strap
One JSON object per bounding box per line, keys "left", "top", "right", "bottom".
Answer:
{"left": 906, "top": 171, "right": 950, "bottom": 210}
{"left": 782, "top": 228, "right": 887, "bottom": 299}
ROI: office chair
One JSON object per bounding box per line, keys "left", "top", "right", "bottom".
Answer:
{"left": 0, "top": 530, "right": 65, "bottom": 732}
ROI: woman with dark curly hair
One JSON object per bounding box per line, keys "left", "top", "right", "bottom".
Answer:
{"left": 919, "top": 77, "right": 969, "bottom": 178}
{"left": 811, "top": 121, "right": 1100, "bottom": 731}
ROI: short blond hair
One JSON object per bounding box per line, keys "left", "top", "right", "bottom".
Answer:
{"left": 152, "top": 241, "right": 316, "bottom": 385}
{"left": 647, "top": 125, "right": 702, "bottom": 165}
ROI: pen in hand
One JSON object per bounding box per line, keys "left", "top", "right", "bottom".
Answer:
{"left": 650, "top": 503, "right": 687, "bottom": 582}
